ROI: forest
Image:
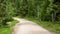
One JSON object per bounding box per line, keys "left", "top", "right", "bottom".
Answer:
{"left": 0, "top": 0, "right": 60, "bottom": 34}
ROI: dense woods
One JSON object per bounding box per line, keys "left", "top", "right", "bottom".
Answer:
{"left": 0, "top": 0, "right": 60, "bottom": 26}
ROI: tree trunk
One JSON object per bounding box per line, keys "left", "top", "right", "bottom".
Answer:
{"left": 52, "top": 11, "right": 56, "bottom": 22}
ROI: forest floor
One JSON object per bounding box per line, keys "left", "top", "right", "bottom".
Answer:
{"left": 12, "top": 17, "right": 55, "bottom": 34}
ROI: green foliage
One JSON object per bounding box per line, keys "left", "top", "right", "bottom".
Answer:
{"left": 0, "top": 0, "right": 60, "bottom": 34}
{"left": 0, "top": 0, "right": 13, "bottom": 26}
{"left": 0, "top": 0, "right": 60, "bottom": 26}
{"left": 0, "top": 20, "right": 18, "bottom": 34}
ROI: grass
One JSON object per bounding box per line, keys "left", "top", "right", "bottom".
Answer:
{"left": 0, "top": 20, "right": 18, "bottom": 34}
{"left": 24, "top": 17, "right": 60, "bottom": 34}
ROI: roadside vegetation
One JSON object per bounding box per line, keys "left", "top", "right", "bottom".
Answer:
{"left": 0, "top": 20, "right": 18, "bottom": 34}
{"left": 0, "top": 0, "right": 60, "bottom": 34}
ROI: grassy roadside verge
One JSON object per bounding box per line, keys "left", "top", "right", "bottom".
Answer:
{"left": 0, "top": 20, "right": 18, "bottom": 34}
{"left": 23, "top": 17, "right": 60, "bottom": 34}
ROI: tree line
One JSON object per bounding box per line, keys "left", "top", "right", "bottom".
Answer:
{"left": 0, "top": 0, "right": 60, "bottom": 26}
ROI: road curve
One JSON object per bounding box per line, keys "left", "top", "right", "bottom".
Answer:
{"left": 12, "top": 17, "right": 55, "bottom": 34}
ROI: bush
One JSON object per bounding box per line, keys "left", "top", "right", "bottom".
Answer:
{"left": 0, "top": 17, "right": 13, "bottom": 26}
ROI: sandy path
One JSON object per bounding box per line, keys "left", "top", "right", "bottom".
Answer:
{"left": 12, "top": 17, "right": 54, "bottom": 34}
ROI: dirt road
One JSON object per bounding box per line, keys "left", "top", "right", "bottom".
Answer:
{"left": 12, "top": 17, "right": 54, "bottom": 34}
